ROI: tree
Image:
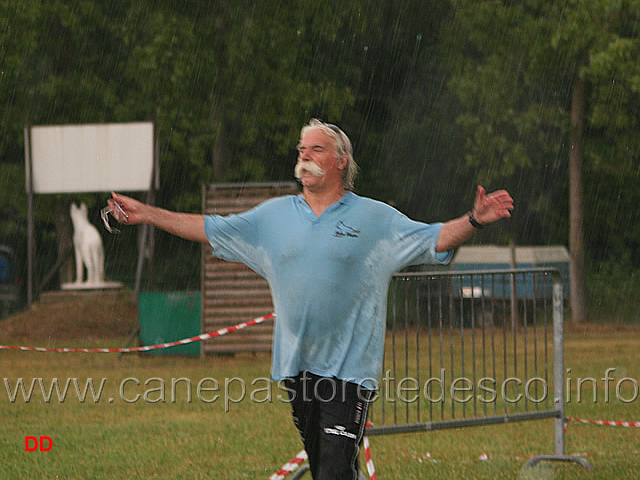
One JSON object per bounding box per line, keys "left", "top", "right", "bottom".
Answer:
{"left": 3, "top": 0, "right": 449, "bottom": 291}
{"left": 445, "top": 0, "right": 640, "bottom": 322}
{"left": 0, "top": 0, "right": 42, "bottom": 261}
{"left": 4, "top": 0, "right": 637, "bottom": 312}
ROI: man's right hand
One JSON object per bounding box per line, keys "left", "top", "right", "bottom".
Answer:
{"left": 108, "top": 192, "right": 209, "bottom": 243}
{"left": 108, "top": 192, "right": 146, "bottom": 226}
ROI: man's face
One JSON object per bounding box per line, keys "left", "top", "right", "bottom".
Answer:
{"left": 295, "top": 128, "right": 345, "bottom": 191}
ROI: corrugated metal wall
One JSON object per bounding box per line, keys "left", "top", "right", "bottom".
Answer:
{"left": 201, "top": 182, "right": 299, "bottom": 354}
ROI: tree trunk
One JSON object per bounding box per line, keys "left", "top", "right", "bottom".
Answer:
{"left": 212, "top": 122, "right": 229, "bottom": 180}
{"left": 569, "top": 63, "right": 588, "bottom": 323}
{"left": 210, "top": 92, "right": 229, "bottom": 181}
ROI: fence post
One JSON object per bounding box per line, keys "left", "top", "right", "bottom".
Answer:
{"left": 369, "top": 269, "right": 592, "bottom": 471}
{"left": 552, "top": 271, "right": 565, "bottom": 457}
{"left": 524, "top": 270, "right": 591, "bottom": 470}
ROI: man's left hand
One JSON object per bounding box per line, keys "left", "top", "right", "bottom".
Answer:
{"left": 472, "top": 186, "right": 514, "bottom": 225}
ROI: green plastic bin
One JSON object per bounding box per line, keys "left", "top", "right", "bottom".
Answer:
{"left": 137, "top": 292, "right": 201, "bottom": 356}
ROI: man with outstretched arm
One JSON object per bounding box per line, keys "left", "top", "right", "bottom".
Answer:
{"left": 108, "top": 119, "right": 513, "bottom": 480}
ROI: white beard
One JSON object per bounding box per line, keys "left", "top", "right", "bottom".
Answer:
{"left": 295, "top": 161, "right": 325, "bottom": 180}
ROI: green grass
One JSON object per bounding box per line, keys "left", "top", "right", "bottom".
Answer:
{"left": 1, "top": 325, "right": 639, "bottom": 479}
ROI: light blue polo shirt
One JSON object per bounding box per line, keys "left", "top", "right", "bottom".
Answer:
{"left": 204, "top": 192, "right": 452, "bottom": 388}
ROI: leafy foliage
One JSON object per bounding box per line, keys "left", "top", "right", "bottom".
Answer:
{"left": 445, "top": 0, "right": 640, "bottom": 274}
{"left": 0, "top": 0, "right": 638, "bottom": 315}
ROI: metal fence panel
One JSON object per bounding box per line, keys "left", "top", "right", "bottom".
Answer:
{"left": 367, "top": 268, "right": 590, "bottom": 469}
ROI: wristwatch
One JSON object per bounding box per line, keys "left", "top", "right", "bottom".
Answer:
{"left": 468, "top": 211, "right": 485, "bottom": 229}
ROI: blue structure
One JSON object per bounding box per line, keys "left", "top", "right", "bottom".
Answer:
{"left": 0, "top": 257, "right": 7, "bottom": 282}
{"left": 451, "top": 245, "right": 570, "bottom": 300}
{"left": 0, "top": 246, "right": 20, "bottom": 318}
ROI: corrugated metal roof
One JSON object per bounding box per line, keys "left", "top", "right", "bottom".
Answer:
{"left": 452, "top": 245, "right": 570, "bottom": 265}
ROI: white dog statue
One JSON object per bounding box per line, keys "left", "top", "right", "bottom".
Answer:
{"left": 69, "top": 202, "right": 105, "bottom": 286}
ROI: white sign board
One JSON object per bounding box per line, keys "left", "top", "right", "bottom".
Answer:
{"left": 28, "top": 122, "right": 154, "bottom": 193}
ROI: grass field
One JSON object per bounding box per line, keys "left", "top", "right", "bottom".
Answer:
{"left": 1, "top": 293, "right": 639, "bottom": 479}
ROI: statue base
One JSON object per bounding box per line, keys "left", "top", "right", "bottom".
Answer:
{"left": 60, "top": 281, "right": 124, "bottom": 291}
{"left": 40, "top": 284, "right": 127, "bottom": 305}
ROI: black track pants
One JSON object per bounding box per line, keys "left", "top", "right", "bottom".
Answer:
{"left": 283, "top": 372, "right": 374, "bottom": 480}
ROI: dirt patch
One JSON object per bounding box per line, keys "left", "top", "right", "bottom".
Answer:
{"left": 1, "top": 290, "right": 138, "bottom": 340}
{"left": 3, "top": 290, "right": 638, "bottom": 343}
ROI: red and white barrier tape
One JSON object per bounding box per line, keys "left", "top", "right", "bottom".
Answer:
{"left": 566, "top": 416, "right": 640, "bottom": 428}
{"left": 269, "top": 449, "right": 308, "bottom": 480}
{"left": 363, "top": 434, "right": 376, "bottom": 480}
{"left": 0, "top": 313, "right": 275, "bottom": 353}
{"left": 270, "top": 424, "right": 376, "bottom": 479}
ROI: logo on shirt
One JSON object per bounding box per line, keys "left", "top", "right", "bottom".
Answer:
{"left": 334, "top": 221, "right": 360, "bottom": 238}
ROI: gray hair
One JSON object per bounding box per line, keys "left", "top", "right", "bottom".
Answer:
{"left": 300, "top": 119, "right": 359, "bottom": 191}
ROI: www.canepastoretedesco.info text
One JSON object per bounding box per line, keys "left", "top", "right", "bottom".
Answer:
{"left": 3, "top": 376, "right": 285, "bottom": 410}
{"left": 3, "top": 369, "right": 638, "bottom": 408}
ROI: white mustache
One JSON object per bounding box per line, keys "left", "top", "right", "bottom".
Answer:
{"left": 295, "top": 161, "right": 325, "bottom": 179}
